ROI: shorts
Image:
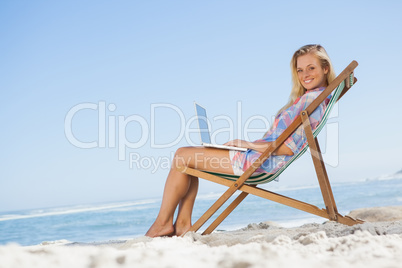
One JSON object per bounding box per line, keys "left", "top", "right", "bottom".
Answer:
{"left": 229, "top": 150, "right": 262, "bottom": 176}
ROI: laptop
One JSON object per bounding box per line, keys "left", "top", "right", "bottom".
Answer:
{"left": 194, "top": 102, "right": 247, "bottom": 151}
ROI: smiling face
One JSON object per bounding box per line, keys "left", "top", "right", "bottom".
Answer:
{"left": 296, "top": 53, "right": 329, "bottom": 91}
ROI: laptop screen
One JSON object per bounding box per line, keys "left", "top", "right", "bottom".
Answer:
{"left": 195, "top": 103, "right": 211, "bottom": 144}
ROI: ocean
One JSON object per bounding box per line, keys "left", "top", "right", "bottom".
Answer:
{"left": 1, "top": 176, "right": 402, "bottom": 246}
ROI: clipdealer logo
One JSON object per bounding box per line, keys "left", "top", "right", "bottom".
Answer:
{"left": 64, "top": 101, "right": 340, "bottom": 173}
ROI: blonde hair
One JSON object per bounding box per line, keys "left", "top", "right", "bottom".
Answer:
{"left": 277, "top": 44, "right": 336, "bottom": 114}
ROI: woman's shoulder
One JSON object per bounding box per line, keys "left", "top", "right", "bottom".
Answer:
{"left": 301, "top": 87, "right": 325, "bottom": 100}
{"left": 290, "top": 87, "right": 325, "bottom": 108}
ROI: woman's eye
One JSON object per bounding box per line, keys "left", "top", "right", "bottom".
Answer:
{"left": 297, "top": 69, "right": 302, "bottom": 73}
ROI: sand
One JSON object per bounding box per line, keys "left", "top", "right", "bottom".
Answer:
{"left": 1, "top": 206, "right": 402, "bottom": 268}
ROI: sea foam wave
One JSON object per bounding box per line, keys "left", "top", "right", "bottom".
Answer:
{"left": 0, "top": 200, "right": 158, "bottom": 222}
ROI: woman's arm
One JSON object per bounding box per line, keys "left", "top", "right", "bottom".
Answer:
{"left": 224, "top": 139, "right": 294, "bottom": 156}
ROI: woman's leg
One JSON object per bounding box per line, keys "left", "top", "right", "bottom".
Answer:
{"left": 145, "top": 147, "right": 235, "bottom": 237}
{"left": 174, "top": 175, "right": 198, "bottom": 236}
{"left": 145, "top": 166, "right": 193, "bottom": 237}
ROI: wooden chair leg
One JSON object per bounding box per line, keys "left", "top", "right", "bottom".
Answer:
{"left": 315, "top": 139, "right": 338, "bottom": 212}
{"left": 187, "top": 182, "right": 243, "bottom": 233}
{"left": 202, "top": 191, "right": 249, "bottom": 235}
{"left": 179, "top": 165, "right": 259, "bottom": 234}
{"left": 301, "top": 111, "right": 337, "bottom": 220}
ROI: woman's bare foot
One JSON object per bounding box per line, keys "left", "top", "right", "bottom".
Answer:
{"left": 174, "top": 222, "right": 192, "bottom": 237}
{"left": 145, "top": 222, "right": 175, "bottom": 238}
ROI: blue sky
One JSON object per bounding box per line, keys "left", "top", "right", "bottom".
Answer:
{"left": 1, "top": 0, "right": 402, "bottom": 212}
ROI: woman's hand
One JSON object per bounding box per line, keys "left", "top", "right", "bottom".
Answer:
{"left": 224, "top": 139, "right": 294, "bottom": 155}
{"left": 224, "top": 139, "right": 249, "bottom": 149}
{"left": 224, "top": 139, "right": 267, "bottom": 152}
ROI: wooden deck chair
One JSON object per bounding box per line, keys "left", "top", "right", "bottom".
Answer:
{"left": 177, "top": 60, "right": 363, "bottom": 235}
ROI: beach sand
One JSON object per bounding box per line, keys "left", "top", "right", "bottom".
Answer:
{"left": 1, "top": 206, "right": 402, "bottom": 268}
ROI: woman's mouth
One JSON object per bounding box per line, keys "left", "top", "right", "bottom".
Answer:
{"left": 304, "top": 79, "right": 313, "bottom": 84}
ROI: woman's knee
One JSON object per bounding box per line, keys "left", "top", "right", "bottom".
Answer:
{"left": 174, "top": 147, "right": 192, "bottom": 158}
{"left": 172, "top": 147, "right": 192, "bottom": 168}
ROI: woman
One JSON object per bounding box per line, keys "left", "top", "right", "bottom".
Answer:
{"left": 145, "top": 44, "right": 336, "bottom": 237}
